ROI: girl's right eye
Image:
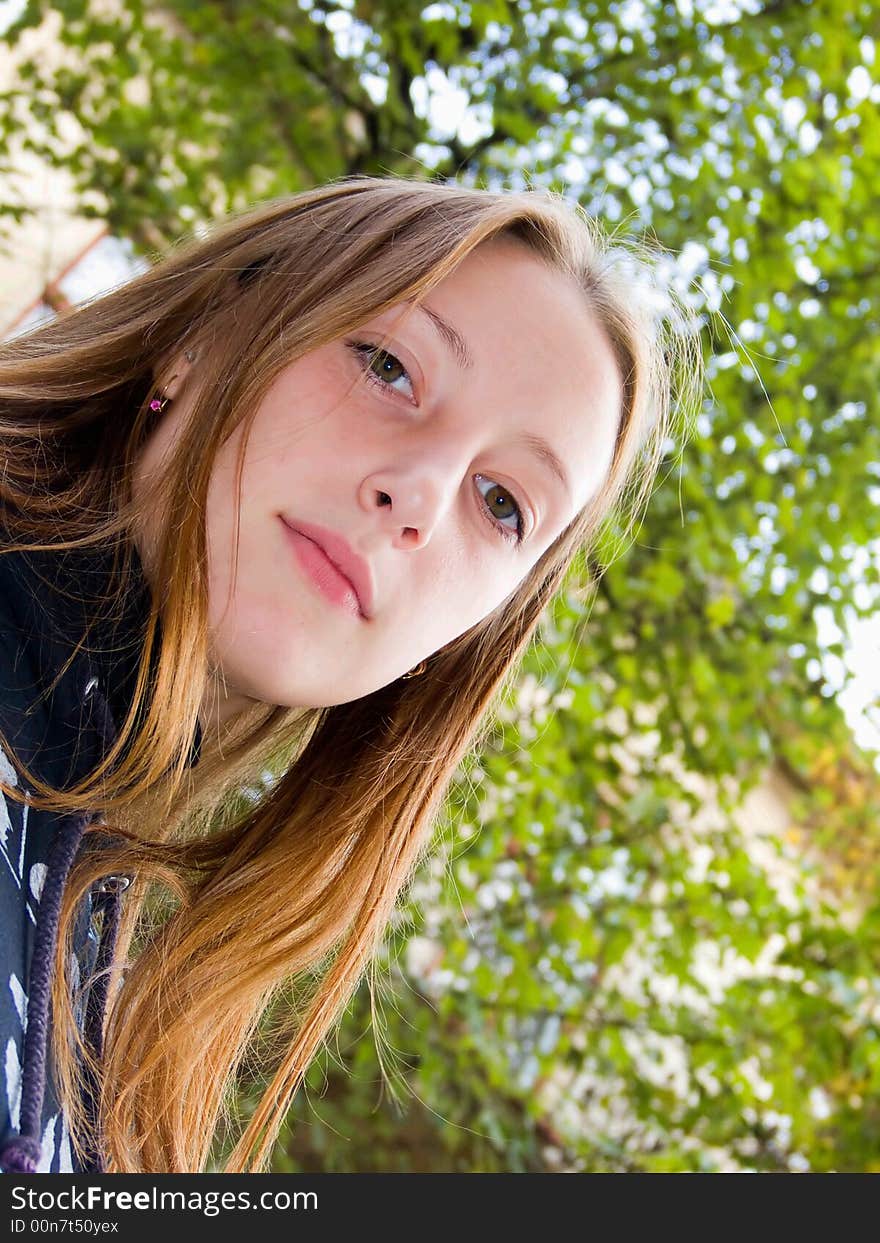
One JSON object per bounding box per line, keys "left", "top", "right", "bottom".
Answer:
{"left": 347, "top": 341, "right": 416, "bottom": 403}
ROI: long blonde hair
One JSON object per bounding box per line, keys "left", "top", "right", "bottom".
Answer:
{"left": 0, "top": 175, "right": 704, "bottom": 1172}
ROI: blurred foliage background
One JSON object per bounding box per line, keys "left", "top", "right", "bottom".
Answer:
{"left": 2, "top": 0, "right": 879, "bottom": 1172}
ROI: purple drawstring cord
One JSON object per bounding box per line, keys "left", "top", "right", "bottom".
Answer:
{"left": 77, "top": 873, "right": 129, "bottom": 1173}
{"left": 0, "top": 674, "right": 125, "bottom": 1174}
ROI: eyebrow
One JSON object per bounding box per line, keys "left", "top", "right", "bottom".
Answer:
{"left": 404, "top": 298, "right": 475, "bottom": 371}
{"left": 402, "top": 300, "right": 573, "bottom": 506}
{"left": 514, "top": 432, "right": 573, "bottom": 505}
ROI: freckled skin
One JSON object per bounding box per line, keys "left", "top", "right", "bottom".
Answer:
{"left": 131, "top": 237, "right": 623, "bottom": 730}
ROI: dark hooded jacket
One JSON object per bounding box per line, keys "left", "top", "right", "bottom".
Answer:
{"left": 0, "top": 521, "right": 202, "bottom": 1173}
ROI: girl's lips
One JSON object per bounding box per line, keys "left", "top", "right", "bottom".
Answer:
{"left": 280, "top": 518, "right": 365, "bottom": 619}
{"left": 282, "top": 515, "right": 376, "bottom": 618}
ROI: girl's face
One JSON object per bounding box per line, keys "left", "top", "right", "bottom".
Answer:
{"left": 133, "top": 237, "right": 623, "bottom": 729}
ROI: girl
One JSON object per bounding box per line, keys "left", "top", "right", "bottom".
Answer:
{"left": 0, "top": 174, "right": 704, "bottom": 1173}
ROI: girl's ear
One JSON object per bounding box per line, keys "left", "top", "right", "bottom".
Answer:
{"left": 157, "top": 347, "right": 198, "bottom": 401}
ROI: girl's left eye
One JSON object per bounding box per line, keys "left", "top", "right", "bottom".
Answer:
{"left": 474, "top": 475, "right": 526, "bottom": 545}
{"left": 347, "top": 340, "right": 526, "bottom": 547}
